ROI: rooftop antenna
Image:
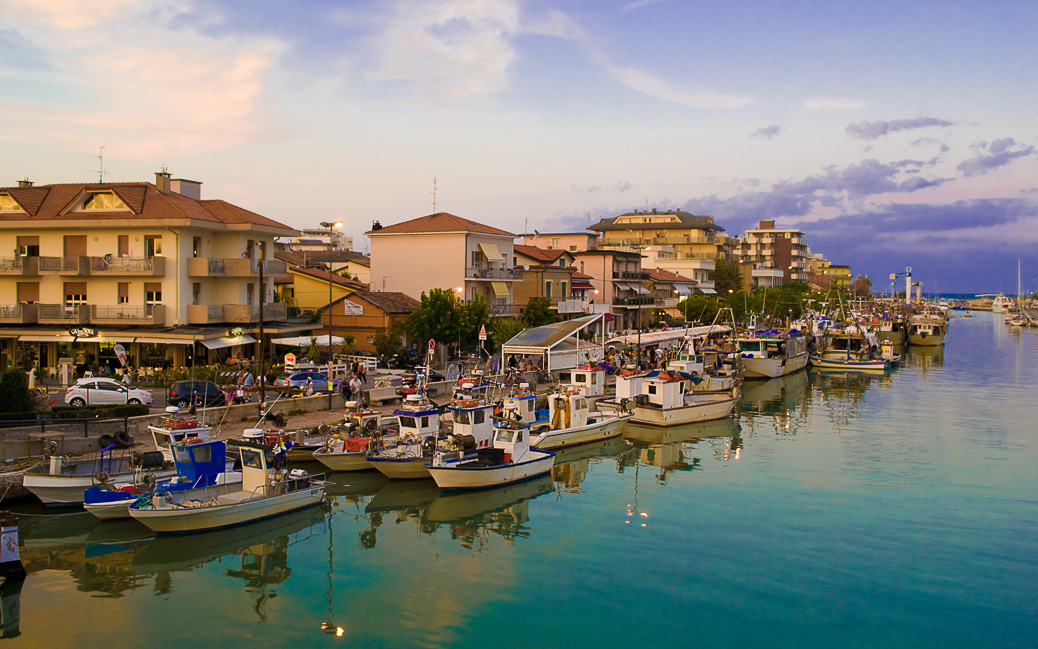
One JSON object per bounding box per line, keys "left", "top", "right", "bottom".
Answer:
{"left": 430, "top": 176, "right": 437, "bottom": 213}
{"left": 89, "top": 146, "right": 107, "bottom": 183}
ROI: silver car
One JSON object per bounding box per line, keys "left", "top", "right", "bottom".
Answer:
{"left": 65, "top": 377, "right": 153, "bottom": 406}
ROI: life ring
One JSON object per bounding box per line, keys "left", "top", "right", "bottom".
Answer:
{"left": 115, "top": 431, "right": 133, "bottom": 449}
{"left": 455, "top": 398, "right": 477, "bottom": 408}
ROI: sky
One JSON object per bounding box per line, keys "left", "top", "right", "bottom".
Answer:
{"left": 2, "top": 0, "right": 1037, "bottom": 293}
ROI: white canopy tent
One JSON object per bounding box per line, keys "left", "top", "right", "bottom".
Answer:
{"left": 271, "top": 335, "right": 347, "bottom": 347}
{"left": 605, "top": 324, "right": 731, "bottom": 350}
{"left": 500, "top": 314, "right": 607, "bottom": 372}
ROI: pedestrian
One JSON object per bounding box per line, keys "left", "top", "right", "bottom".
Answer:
{"left": 304, "top": 377, "right": 314, "bottom": 396}
{"left": 244, "top": 370, "right": 254, "bottom": 387}
{"left": 358, "top": 362, "right": 367, "bottom": 384}
{"left": 350, "top": 375, "right": 364, "bottom": 405}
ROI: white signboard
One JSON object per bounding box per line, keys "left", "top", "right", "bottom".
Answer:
{"left": 343, "top": 300, "right": 364, "bottom": 315}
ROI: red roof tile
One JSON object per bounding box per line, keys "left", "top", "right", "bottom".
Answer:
{"left": 367, "top": 212, "right": 515, "bottom": 237}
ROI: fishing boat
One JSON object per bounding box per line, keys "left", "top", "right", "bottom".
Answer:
{"left": 148, "top": 406, "right": 213, "bottom": 463}
{"left": 84, "top": 438, "right": 241, "bottom": 520}
{"left": 128, "top": 438, "right": 325, "bottom": 534}
{"left": 734, "top": 330, "right": 809, "bottom": 379}
{"left": 624, "top": 370, "right": 741, "bottom": 427}
{"left": 312, "top": 405, "right": 401, "bottom": 472}
{"left": 366, "top": 394, "right": 445, "bottom": 480}
{"left": 23, "top": 445, "right": 176, "bottom": 507}
{"left": 992, "top": 294, "right": 1012, "bottom": 313}
{"left": 907, "top": 313, "right": 948, "bottom": 346}
{"left": 426, "top": 420, "right": 555, "bottom": 491}
{"left": 517, "top": 388, "right": 630, "bottom": 449}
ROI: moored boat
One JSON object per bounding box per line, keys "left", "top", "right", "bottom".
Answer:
{"left": 735, "top": 330, "right": 809, "bottom": 379}
{"left": 426, "top": 421, "right": 555, "bottom": 491}
{"left": 626, "top": 370, "right": 741, "bottom": 427}
{"left": 521, "top": 388, "right": 630, "bottom": 449}
{"left": 907, "top": 313, "right": 948, "bottom": 346}
{"left": 128, "top": 438, "right": 325, "bottom": 534}
{"left": 23, "top": 446, "right": 176, "bottom": 507}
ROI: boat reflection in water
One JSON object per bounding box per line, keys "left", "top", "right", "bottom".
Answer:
{"left": 624, "top": 417, "right": 743, "bottom": 480}
{"left": 551, "top": 435, "right": 635, "bottom": 494}
{"left": 904, "top": 344, "right": 945, "bottom": 372}
{"left": 740, "top": 370, "right": 810, "bottom": 417}
{"left": 809, "top": 369, "right": 891, "bottom": 432}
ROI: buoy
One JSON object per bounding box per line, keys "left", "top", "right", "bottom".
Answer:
{"left": 0, "top": 512, "right": 26, "bottom": 582}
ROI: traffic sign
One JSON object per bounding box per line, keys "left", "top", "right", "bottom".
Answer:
{"left": 429, "top": 339, "right": 436, "bottom": 350}
{"left": 479, "top": 324, "right": 487, "bottom": 341}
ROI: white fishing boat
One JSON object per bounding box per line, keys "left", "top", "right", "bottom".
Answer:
{"left": 426, "top": 420, "right": 555, "bottom": 491}
{"left": 735, "top": 331, "right": 809, "bottom": 379}
{"left": 84, "top": 438, "right": 241, "bottom": 520}
{"left": 23, "top": 446, "right": 176, "bottom": 507}
{"left": 519, "top": 389, "right": 630, "bottom": 449}
{"left": 907, "top": 313, "right": 948, "bottom": 346}
{"left": 626, "top": 371, "right": 741, "bottom": 427}
{"left": 367, "top": 394, "right": 444, "bottom": 480}
{"left": 149, "top": 406, "right": 213, "bottom": 463}
{"left": 128, "top": 439, "right": 325, "bottom": 534}
{"left": 312, "top": 405, "right": 401, "bottom": 472}
{"left": 992, "top": 294, "right": 1012, "bottom": 313}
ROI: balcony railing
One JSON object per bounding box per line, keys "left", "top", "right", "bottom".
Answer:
{"left": 89, "top": 256, "right": 164, "bottom": 275}
{"left": 611, "top": 271, "right": 647, "bottom": 280}
{"left": 38, "top": 303, "right": 89, "bottom": 323}
{"left": 0, "top": 258, "right": 21, "bottom": 271}
{"left": 465, "top": 266, "right": 520, "bottom": 280}
{"left": 613, "top": 296, "right": 655, "bottom": 306}
{"left": 39, "top": 256, "right": 82, "bottom": 272}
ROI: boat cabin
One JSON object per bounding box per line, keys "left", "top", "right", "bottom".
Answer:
{"left": 563, "top": 366, "right": 606, "bottom": 397}
{"left": 151, "top": 406, "right": 213, "bottom": 462}
{"left": 230, "top": 439, "right": 315, "bottom": 497}
{"left": 615, "top": 372, "right": 644, "bottom": 403}
{"left": 547, "top": 391, "right": 589, "bottom": 430}
{"left": 170, "top": 439, "right": 237, "bottom": 488}
{"left": 448, "top": 403, "right": 495, "bottom": 449}
{"left": 393, "top": 395, "right": 440, "bottom": 440}
{"left": 500, "top": 393, "right": 540, "bottom": 425}
{"left": 637, "top": 374, "right": 687, "bottom": 410}
{"left": 492, "top": 422, "right": 531, "bottom": 464}
{"left": 343, "top": 404, "right": 400, "bottom": 436}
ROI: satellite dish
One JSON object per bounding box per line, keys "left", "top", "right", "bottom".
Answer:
{"left": 523, "top": 262, "right": 530, "bottom": 271}
{"left": 533, "top": 229, "right": 542, "bottom": 237}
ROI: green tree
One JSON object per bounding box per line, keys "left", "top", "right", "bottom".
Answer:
{"left": 679, "top": 295, "right": 721, "bottom": 324}
{"left": 850, "top": 275, "right": 872, "bottom": 297}
{"left": 459, "top": 293, "right": 491, "bottom": 349}
{"left": 305, "top": 336, "right": 321, "bottom": 363}
{"left": 341, "top": 334, "right": 356, "bottom": 355}
{"left": 405, "top": 288, "right": 463, "bottom": 350}
{"left": 709, "top": 258, "right": 743, "bottom": 295}
{"left": 521, "top": 296, "right": 556, "bottom": 328}
{"left": 490, "top": 317, "right": 526, "bottom": 349}
{"left": 0, "top": 368, "right": 33, "bottom": 414}
{"left": 373, "top": 325, "right": 403, "bottom": 358}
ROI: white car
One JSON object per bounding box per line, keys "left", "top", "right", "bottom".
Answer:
{"left": 65, "top": 377, "right": 153, "bottom": 406}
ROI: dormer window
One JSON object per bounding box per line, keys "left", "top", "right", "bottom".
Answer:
{"left": 83, "top": 192, "right": 126, "bottom": 211}
{"left": 0, "top": 194, "right": 22, "bottom": 212}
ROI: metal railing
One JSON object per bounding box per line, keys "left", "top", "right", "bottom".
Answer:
{"left": 0, "top": 258, "right": 21, "bottom": 271}
{"left": 90, "top": 256, "right": 154, "bottom": 272}
{"left": 465, "top": 266, "right": 520, "bottom": 280}
{"left": 39, "top": 256, "right": 80, "bottom": 271}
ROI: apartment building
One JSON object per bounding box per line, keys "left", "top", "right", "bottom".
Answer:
{"left": 367, "top": 212, "right": 519, "bottom": 315}
{"left": 512, "top": 245, "right": 582, "bottom": 317}
{"left": 590, "top": 208, "right": 727, "bottom": 294}
{"left": 0, "top": 172, "right": 297, "bottom": 374}
{"left": 571, "top": 249, "right": 648, "bottom": 330}
{"left": 520, "top": 232, "right": 598, "bottom": 253}
{"left": 732, "top": 219, "right": 813, "bottom": 289}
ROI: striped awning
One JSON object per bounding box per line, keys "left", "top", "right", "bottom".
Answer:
{"left": 491, "top": 281, "right": 510, "bottom": 298}
{"left": 479, "top": 243, "right": 505, "bottom": 262}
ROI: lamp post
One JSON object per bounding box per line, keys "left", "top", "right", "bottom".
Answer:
{"left": 320, "top": 220, "right": 343, "bottom": 408}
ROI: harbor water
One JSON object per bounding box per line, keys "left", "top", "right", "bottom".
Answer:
{"left": 4, "top": 310, "right": 1036, "bottom": 648}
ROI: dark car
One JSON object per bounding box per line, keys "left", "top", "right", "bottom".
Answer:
{"left": 167, "top": 380, "right": 227, "bottom": 408}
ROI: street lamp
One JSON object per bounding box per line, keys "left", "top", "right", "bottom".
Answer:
{"left": 320, "top": 220, "right": 343, "bottom": 408}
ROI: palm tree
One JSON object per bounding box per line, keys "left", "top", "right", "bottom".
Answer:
{"left": 306, "top": 336, "right": 321, "bottom": 363}
{"left": 342, "top": 334, "right": 356, "bottom": 355}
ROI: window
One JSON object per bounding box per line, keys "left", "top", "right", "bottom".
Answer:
{"left": 561, "top": 281, "right": 567, "bottom": 296}
{"left": 473, "top": 410, "right": 485, "bottom": 424}
{"left": 192, "top": 283, "right": 201, "bottom": 305}
{"left": 118, "top": 283, "right": 129, "bottom": 304}
{"left": 0, "top": 194, "right": 21, "bottom": 212}
{"left": 145, "top": 282, "right": 162, "bottom": 306}
{"left": 580, "top": 261, "right": 584, "bottom": 273}
{"left": 569, "top": 245, "right": 577, "bottom": 251}
{"left": 551, "top": 238, "right": 560, "bottom": 249}
{"left": 421, "top": 416, "right": 429, "bottom": 427}
{"left": 64, "top": 282, "right": 87, "bottom": 306}
{"left": 193, "top": 445, "right": 212, "bottom": 463}
{"left": 192, "top": 237, "right": 201, "bottom": 258}
{"left": 145, "top": 235, "right": 162, "bottom": 258}
{"left": 83, "top": 192, "right": 126, "bottom": 210}
{"left": 471, "top": 250, "right": 484, "bottom": 268}
{"left": 118, "top": 235, "right": 129, "bottom": 257}
{"left": 648, "top": 384, "right": 657, "bottom": 394}
{"left": 246, "top": 283, "right": 254, "bottom": 306}
{"left": 544, "top": 281, "right": 552, "bottom": 298}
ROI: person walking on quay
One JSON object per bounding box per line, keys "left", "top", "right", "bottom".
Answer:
{"left": 350, "top": 375, "right": 364, "bottom": 406}
{"left": 358, "top": 362, "right": 367, "bottom": 384}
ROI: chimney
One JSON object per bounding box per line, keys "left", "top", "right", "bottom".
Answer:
{"left": 371, "top": 220, "right": 383, "bottom": 231}
{"left": 652, "top": 208, "right": 657, "bottom": 214}
{"left": 17, "top": 178, "right": 32, "bottom": 188}
{"left": 155, "top": 170, "right": 171, "bottom": 194}
{"left": 170, "top": 178, "right": 202, "bottom": 200}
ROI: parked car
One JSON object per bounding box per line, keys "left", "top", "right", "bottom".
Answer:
{"left": 65, "top": 378, "right": 153, "bottom": 407}
{"left": 167, "top": 380, "right": 227, "bottom": 408}
{"left": 273, "top": 371, "right": 340, "bottom": 393}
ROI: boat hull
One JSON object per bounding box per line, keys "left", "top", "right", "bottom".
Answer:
{"left": 631, "top": 393, "right": 739, "bottom": 427}
{"left": 23, "top": 467, "right": 176, "bottom": 506}
{"left": 367, "top": 456, "right": 433, "bottom": 480}
{"left": 907, "top": 333, "right": 946, "bottom": 346}
{"left": 312, "top": 450, "right": 373, "bottom": 472}
{"left": 426, "top": 451, "right": 555, "bottom": 491}
{"left": 810, "top": 356, "right": 888, "bottom": 372}
{"left": 84, "top": 497, "right": 137, "bottom": 520}
{"left": 742, "top": 353, "right": 809, "bottom": 379}
{"left": 128, "top": 486, "right": 325, "bottom": 534}
{"left": 529, "top": 414, "right": 630, "bottom": 449}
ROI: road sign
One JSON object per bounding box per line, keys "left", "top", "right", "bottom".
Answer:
{"left": 479, "top": 324, "right": 487, "bottom": 341}
{"left": 429, "top": 339, "right": 436, "bottom": 350}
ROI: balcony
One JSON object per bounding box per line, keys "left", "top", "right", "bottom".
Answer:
{"left": 186, "top": 258, "right": 287, "bottom": 278}
{"left": 655, "top": 298, "right": 679, "bottom": 308}
{"left": 465, "top": 266, "right": 520, "bottom": 281}
{"left": 39, "top": 256, "right": 88, "bottom": 275}
{"left": 613, "top": 296, "right": 655, "bottom": 306}
{"left": 0, "top": 257, "right": 39, "bottom": 276}
{"left": 611, "top": 271, "right": 647, "bottom": 280}
{"left": 90, "top": 304, "right": 166, "bottom": 326}
{"left": 555, "top": 299, "right": 584, "bottom": 314}
{"left": 220, "top": 302, "right": 288, "bottom": 323}
{"left": 0, "top": 303, "right": 38, "bottom": 324}
{"left": 89, "top": 256, "right": 165, "bottom": 276}
{"left": 38, "top": 303, "right": 89, "bottom": 324}
{"left": 187, "top": 304, "right": 225, "bottom": 325}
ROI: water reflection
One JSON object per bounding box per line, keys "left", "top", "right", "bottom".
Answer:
{"left": 904, "top": 344, "right": 944, "bottom": 371}
{"left": 740, "top": 371, "right": 810, "bottom": 417}
{"left": 551, "top": 435, "right": 634, "bottom": 494}
{"left": 810, "top": 370, "right": 891, "bottom": 432}
{"left": 624, "top": 417, "right": 743, "bottom": 481}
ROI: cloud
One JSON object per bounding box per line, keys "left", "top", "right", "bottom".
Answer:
{"left": 571, "top": 181, "right": 633, "bottom": 193}
{"left": 804, "top": 97, "right": 866, "bottom": 111}
{"left": 751, "top": 125, "right": 783, "bottom": 139}
{"left": 846, "top": 117, "right": 953, "bottom": 141}
{"left": 2, "top": 0, "right": 140, "bottom": 29}
{"left": 369, "top": 0, "right": 521, "bottom": 100}
{"left": 957, "top": 137, "right": 1036, "bottom": 177}
{"left": 608, "top": 66, "right": 754, "bottom": 108}
{"left": 620, "top": 0, "right": 665, "bottom": 11}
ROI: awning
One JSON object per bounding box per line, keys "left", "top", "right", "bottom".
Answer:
{"left": 135, "top": 337, "right": 194, "bottom": 345}
{"left": 271, "top": 335, "right": 346, "bottom": 347}
{"left": 491, "top": 281, "right": 510, "bottom": 298}
{"left": 19, "top": 334, "right": 75, "bottom": 342}
{"left": 675, "top": 285, "right": 692, "bottom": 296}
{"left": 200, "top": 334, "right": 257, "bottom": 350}
{"left": 629, "top": 283, "right": 650, "bottom": 295}
{"left": 479, "top": 243, "right": 505, "bottom": 262}
{"left": 572, "top": 282, "right": 595, "bottom": 290}
{"left": 700, "top": 288, "right": 717, "bottom": 294}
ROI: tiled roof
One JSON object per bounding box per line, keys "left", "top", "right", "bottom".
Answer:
{"left": 309, "top": 250, "right": 371, "bottom": 266}
{"left": 291, "top": 266, "right": 368, "bottom": 290}
{"left": 645, "top": 268, "right": 696, "bottom": 283}
{"left": 590, "top": 209, "right": 724, "bottom": 233}
{"left": 349, "top": 291, "right": 420, "bottom": 314}
{"left": 572, "top": 272, "right": 595, "bottom": 281}
{"left": 0, "top": 180, "right": 295, "bottom": 232}
{"left": 367, "top": 212, "right": 515, "bottom": 237}
{"left": 513, "top": 244, "right": 570, "bottom": 265}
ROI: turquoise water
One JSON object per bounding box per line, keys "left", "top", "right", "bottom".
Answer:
{"left": 6, "top": 311, "right": 1037, "bottom": 648}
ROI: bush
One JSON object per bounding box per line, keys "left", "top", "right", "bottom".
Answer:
{"left": 0, "top": 368, "right": 33, "bottom": 414}
{"left": 50, "top": 404, "right": 150, "bottom": 419}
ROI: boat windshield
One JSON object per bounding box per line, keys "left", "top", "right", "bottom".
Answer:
{"left": 494, "top": 427, "right": 518, "bottom": 443}
{"left": 738, "top": 341, "right": 764, "bottom": 352}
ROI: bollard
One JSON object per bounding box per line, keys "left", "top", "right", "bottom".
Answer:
{"left": 0, "top": 513, "right": 25, "bottom": 582}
